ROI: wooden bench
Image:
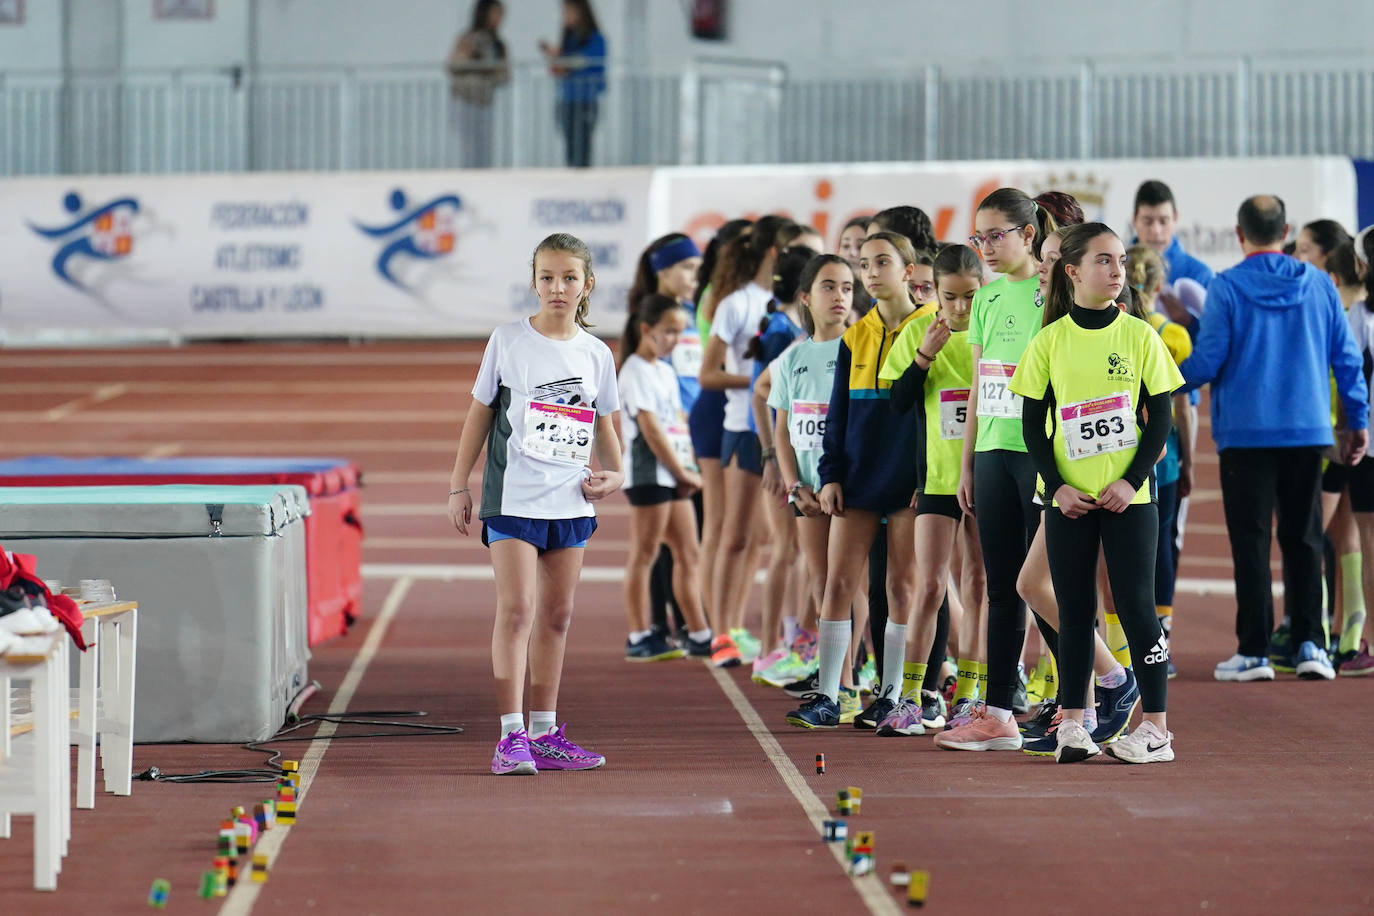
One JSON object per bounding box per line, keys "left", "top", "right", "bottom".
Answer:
{"left": 0, "top": 631, "right": 71, "bottom": 890}
{"left": 73, "top": 600, "right": 138, "bottom": 808}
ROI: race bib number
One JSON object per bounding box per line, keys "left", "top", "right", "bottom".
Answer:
{"left": 977, "top": 360, "right": 1021, "bottom": 418}
{"left": 790, "top": 400, "right": 828, "bottom": 452}
{"left": 939, "top": 388, "right": 970, "bottom": 440}
{"left": 670, "top": 339, "right": 703, "bottom": 379}
{"left": 664, "top": 418, "right": 697, "bottom": 471}
{"left": 523, "top": 400, "right": 595, "bottom": 465}
{"left": 1060, "top": 393, "right": 1137, "bottom": 461}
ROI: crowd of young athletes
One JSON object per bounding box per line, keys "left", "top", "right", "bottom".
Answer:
{"left": 449, "top": 181, "right": 1374, "bottom": 776}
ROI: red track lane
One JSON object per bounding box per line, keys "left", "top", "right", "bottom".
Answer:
{"left": 1, "top": 342, "right": 1371, "bottom": 915}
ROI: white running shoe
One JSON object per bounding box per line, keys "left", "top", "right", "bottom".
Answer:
{"left": 1054, "top": 717, "right": 1100, "bottom": 764}
{"left": 1103, "top": 721, "right": 1175, "bottom": 764}
{"left": 1213, "top": 654, "right": 1275, "bottom": 682}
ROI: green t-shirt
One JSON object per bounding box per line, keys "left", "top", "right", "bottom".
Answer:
{"left": 1009, "top": 311, "right": 1184, "bottom": 505}
{"left": 767, "top": 336, "right": 841, "bottom": 493}
{"left": 967, "top": 274, "right": 1042, "bottom": 453}
{"left": 879, "top": 314, "right": 973, "bottom": 496}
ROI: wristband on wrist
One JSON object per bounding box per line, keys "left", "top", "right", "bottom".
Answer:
{"left": 916, "top": 348, "right": 936, "bottom": 362}
{"left": 788, "top": 481, "right": 804, "bottom": 496}
{"left": 449, "top": 488, "right": 470, "bottom": 496}
{"left": 760, "top": 446, "right": 776, "bottom": 461}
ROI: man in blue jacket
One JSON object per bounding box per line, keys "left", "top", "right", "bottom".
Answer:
{"left": 1182, "top": 195, "right": 1369, "bottom": 683}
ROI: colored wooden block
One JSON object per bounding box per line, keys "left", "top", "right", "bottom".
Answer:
{"left": 847, "top": 787, "right": 863, "bottom": 815}
{"left": 853, "top": 830, "right": 874, "bottom": 854}
{"left": 147, "top": 878, "right": 170, "bottom": 908}
{"left": 281, "top": 760, "right": 299, "bottom": 773}
{"left": 199, "top": 870, "right": 219, "bottom": 899}
{"left": 821, "top": 819, "right": 848, "bottom": 842}
{"left": 907, "top": 870, "right": 930, "bottom": 907}
{"left": 889, "top": 861, "right": 910, "bottom": 887}
{"left": 252, "top": 853, "right": 270, "bottom": 884}
{"left": 276, "top": 800, "right": 297, "bottom": 824}
{"left": 815, "top": 753, "right": 825, "bottom": 774}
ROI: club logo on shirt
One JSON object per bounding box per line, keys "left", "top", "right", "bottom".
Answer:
{"left": 987, "top": 294, "right": 1002, "bottom": 305}
{"left": 826, "top": 360, "right": 836, "bottom": 370}
{"left": 794, "top": 365, "right": 809, "bottom": 376}
{"left": 1107, "top": 352, "right": 1132, "bottom": 378}
{"left": 532, "top": 376, "right": 587, "bottom": 405}
{"left": 1003, "top": 315, "right": 1016, "bottom": 329}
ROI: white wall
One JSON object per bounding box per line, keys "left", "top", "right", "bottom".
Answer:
{"left": 6, "top": 0, "right": 1373, "bottom": 74}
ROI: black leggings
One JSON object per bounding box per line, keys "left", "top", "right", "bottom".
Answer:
{"left": 650, "top": 490, "right": 703, "bottom": 635}
{"left": 974, "top": 449, "right": 1059, "bottom": 710}
{"left": 1046, "top": 502, "right": 1168, "bottom": 713}
{"left": 866, "top": 530, "right": 948, "bottom": 690}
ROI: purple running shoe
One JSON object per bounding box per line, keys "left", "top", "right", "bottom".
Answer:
{"left": 491, "top": 728, "right": 537, "bottom": 776}
{"left": 529, "top": 725, "right": 606, "bottom": 771}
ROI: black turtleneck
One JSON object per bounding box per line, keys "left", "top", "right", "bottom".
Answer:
{"left": 1020, "top": 305, "right": 1174, "bottom": 502}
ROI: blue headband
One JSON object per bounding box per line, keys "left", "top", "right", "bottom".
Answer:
{"left": 649, "top": 237, "right": 701, "bottom": 273}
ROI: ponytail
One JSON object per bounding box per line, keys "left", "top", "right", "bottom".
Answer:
{"left": 978, "top": 187, "right": 1056, "bottom": 261}
{"left": 1043, "top": 223, "right": 1118, "bottom": 328}
{"left": 709, "top": 214, "right": 797, "bottom": 302}
{"left": 618, "top": 293, "right": 684, "bottom": 370}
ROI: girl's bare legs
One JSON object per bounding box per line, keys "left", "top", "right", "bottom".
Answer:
{"left": 796, "top": 513, "right": 847, "bottom": 685}
{"left": 904, "top": 514, "right": 958, "bottom": 693}
{"left": 662, "top": 499, "right": 709, "bottom": 633}
{"left": 760, "top": 491, "right": 800, "bottom": 656}
{"left": 624, "top": 502, "right": 672, "bottom": 634}
{"left": 491, "top": 538, "right": 541, "bottom": 715}
{"left": 712, "top": 466, "right": 761, "bottom": 637}
{"left": 957, "top": 516, "right": 988, "bottom": 661}
{"left": 696, "top": 458, "right": 725, "bottom": 632}
{"left": 527, "top": 545, "right": 586, "bottom": 714}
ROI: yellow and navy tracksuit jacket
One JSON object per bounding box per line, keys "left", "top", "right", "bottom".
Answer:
{"left": 818, "top": 304, "right": 931, "bottom": 512}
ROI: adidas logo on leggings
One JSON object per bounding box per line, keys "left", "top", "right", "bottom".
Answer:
{"left": 1144, "top": 636, "right": 1170, "bottom": 666}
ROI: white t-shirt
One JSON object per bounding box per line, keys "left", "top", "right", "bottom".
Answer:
{"left": 618, "top": 353, "right": 690, "bottom": 489}
{"left": 471, "top": 318, "right": 620, "bottom": 520}
{"left": 710, "top": 282, "right": 772, "bottom": 432}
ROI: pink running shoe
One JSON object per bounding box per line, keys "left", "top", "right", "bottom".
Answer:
{"left": 529, "top": 725, "right": 606, "bottom": 771}
{"left": 933, "top": 706, "right": 1023, "bottom": 751}
{"left": 1339, "top": 641, "right": 1374, "bottom": 676}
{"left": 751, "top": 647, "right": 789, "bottom": 684}
{"left": 491, "top": 728, "right": 537, "bottom": 776}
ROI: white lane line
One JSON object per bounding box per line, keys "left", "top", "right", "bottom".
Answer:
{"left": 218, "top": 576, "right": 413, "bottom": 916}
{"left": 43, "top": 383, "right": 129, "bottom": 420}
{"left": 707, "top": 666, "right": 901, "bottom": 915}
{"left": 360, "top": 563, "right": 1249, "bottom": 595}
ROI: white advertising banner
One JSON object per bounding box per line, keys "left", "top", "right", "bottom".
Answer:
{"left": 0, "top": 157, "right": 1357, "bottom": 341}
{"left": 651, "top": 157, "right": 1358, "bottom": 276}
{"left": 0, "top": 169, "right": 652, "bottom": 339}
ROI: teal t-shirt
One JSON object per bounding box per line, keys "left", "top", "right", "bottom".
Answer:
{"left": 767, "top": 336, "right": 841, "bottom": 493}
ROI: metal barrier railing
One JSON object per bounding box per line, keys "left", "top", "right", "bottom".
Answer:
{"left": 3, "top": 57, "right": 1373, "bottom": 176}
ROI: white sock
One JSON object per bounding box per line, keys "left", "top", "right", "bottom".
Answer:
{"left": 985, "top": 705, "right": 1013, "bottom": 723}
{"left": 528, "top": 710, "right": 556, "bottom": 739}
{"left": 688, "top": 627, "right": 712, "bottom": 643}
{"left": 628, "top": 629, "right": 652, "bottom": 644}
{"left": 881, "top": 621, "right": 907, "bottom": 700}
{"left": 818, "top": 619, "right": 850, "bottom": 703}
{"left": 499, "top": 713, "right": 524, "bottom": 738}
{"left": 783, "top": 616, "right": 800, "bottom": 645}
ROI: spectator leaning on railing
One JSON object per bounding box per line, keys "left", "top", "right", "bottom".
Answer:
{"left": 447, "top": 0, "right": 510, "bottom": 169}
{"left": 540, "top": 0, "right": 607, "bottom": 169}
{"left": 1180, "top": 195, "right": 1370, "bottom": 684}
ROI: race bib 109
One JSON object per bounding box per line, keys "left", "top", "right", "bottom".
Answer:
{"left": 790, "top": 400, "right": 828, "bottom": 452}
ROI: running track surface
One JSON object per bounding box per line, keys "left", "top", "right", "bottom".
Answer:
{"left": 1, "top": 342, "right": 1370, "bottom": 915}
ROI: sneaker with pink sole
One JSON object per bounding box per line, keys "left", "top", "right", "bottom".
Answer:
{"left": 933, "top": 705, "right": 1022, "bottom": 751}
{"left": 750, "top": 647, "right": 790, "bottom": 685}
{"left": 529, "top": 725, "right": 606, "bottom": 771}
{"left": 1338, "top": 641, "right": 1374, "bottom": 677}
{"left": 491, "top": 728, "right": 537, "bottom": 776}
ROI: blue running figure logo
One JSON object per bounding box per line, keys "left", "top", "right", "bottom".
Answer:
{"left": 354, "top": 189, "right": 462, "bottom": 293}
{"left": 29, "top": 192, "right": 140, "bottom": 294}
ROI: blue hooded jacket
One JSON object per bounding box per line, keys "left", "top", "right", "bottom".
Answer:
{"left": 1181, "top": 253, "right": 1368, "bottom": 450}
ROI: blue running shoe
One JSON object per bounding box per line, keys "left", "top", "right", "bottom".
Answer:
{"left": 1091, "top": 668, "right": 1139, "bottom": 745}
{"left": 1019, "top": 700, "right": 1058, "bottom": 739}
{"left": 1022, "top": 709, "right": 1062, "bottom": 757}
{"left": 1214, "top": 654, "right": 1275, "bottom": 682}
{"left": 786, "top": 694, "right": 840, "bottom": 729}
{"left": 855, "top": 696, "right": 896, "bottom": 730}
{"left": 1296, "top": 640, "right": 1335, "bottom": 680}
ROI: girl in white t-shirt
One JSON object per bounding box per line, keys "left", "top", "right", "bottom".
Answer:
{"left": 448, "top": 232, "right": 625, "bottom": 776}
{"left": 617, "top": 294, "right": 713, "bottom": 663}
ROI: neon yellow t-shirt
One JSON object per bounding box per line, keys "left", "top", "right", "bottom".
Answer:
{"left": 1008, "top": 310, "right": 1184, "bottom": 506}
{"left": 966, "top": 274, "right": 1042, "bottom": 453}
{"left": 880, "top": 314, "right": 973, "bottom": 496}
